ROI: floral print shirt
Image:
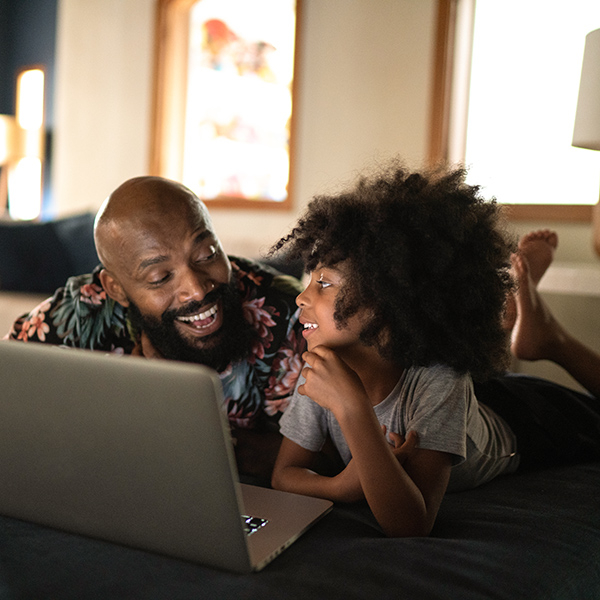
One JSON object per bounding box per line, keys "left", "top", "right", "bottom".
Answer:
{"left": 5, "top": 256, "right": 306, "bottom": 429}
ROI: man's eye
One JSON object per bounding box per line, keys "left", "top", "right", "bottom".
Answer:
{"left": 195, "top": 245, "right": 217, "bottom": 262}
{"left": 149, "top": 273, "right": 170, "bottom": 286}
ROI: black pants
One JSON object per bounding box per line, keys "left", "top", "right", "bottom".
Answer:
{"left": 474, "top": 374, "right": 600, "bottom": 471}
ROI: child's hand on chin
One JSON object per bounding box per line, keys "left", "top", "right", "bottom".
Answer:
{"left": 298, "top": 346, "right": 368, "bottom": 413}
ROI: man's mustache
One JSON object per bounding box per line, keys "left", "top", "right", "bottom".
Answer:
{"left": 164, "top": 285, "right": 227, "bottom": 322}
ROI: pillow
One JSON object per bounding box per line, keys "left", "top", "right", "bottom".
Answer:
{"left": 0, "top": 213, "right": 100, "bottom": 294}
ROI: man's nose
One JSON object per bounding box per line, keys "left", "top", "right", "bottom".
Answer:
{"left": 178, "top": 268, "right": 215, "bottom": 304}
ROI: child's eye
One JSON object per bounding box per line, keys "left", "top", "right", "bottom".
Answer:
{"left": 316, "top": 277, "right": 332, "bottom": 289}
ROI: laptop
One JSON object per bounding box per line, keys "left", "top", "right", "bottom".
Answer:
{"left": 0, "top": 341, "right": 332, "bottom": 573}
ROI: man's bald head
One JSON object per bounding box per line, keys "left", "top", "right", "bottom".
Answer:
{"left": 92, "top": 176, "right": 247, "bottom": 369}
{"left": 94, "top": 176, "right": 213, "bottom": 271}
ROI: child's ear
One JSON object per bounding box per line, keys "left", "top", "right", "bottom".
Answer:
{"left": 99, "top": 269, "right": 130, "bottom": 307}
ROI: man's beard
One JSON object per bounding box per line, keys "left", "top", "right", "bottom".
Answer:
{"left": 127, "top": 279, "right": 257, "bottom": 372}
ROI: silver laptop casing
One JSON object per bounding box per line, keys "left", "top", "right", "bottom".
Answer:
{"left": 0, "top": 342, "right": 332, "bottom": 572}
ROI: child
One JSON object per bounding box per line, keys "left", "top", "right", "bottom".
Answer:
{"left": 269, "top": 161, "right": 600, "bottom": 538}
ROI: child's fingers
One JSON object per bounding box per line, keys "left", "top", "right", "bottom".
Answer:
{"left": 394, "top": 430, "right": 418, "bottom": 449}
{"left": 389, "top": 430, "right": 418, "bottom": 445}
{"left": 387, "top": 430, "right": 419, "bottom": 465}
{"left": 388, "top": 430, "right": 404, "bottom": 447}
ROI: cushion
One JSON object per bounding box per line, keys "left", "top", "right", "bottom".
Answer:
{"left": 0, "top": 213, "right": 99, "bottom": 294}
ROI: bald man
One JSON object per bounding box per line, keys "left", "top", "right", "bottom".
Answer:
{"left": 6, "top": 176, "right": 306, "bottom": 478}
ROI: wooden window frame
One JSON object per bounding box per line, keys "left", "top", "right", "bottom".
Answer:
{"left": 428, "top": 0, "right": 594, "bottom": 223}
{"left": 150, "top": 0, "right": 302, "bottom": 210}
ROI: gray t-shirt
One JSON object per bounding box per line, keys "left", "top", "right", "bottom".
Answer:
{"left": 279, "top": 364, "right": 519, "bottom": 492}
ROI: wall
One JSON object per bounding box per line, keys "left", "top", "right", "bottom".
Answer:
{"left": 0, "top": 0, "right": 58, "bottom": 215}
{"left": 52, "top": 0, "right": 436, "bottom": 256}
{"left": 50, "top": 0, "right": 600, "bottom": 389}
{"left": 52, "top": 0, "right": 155, "bottom": 216}
{"left": 0, "top": 0, "right": 57, "bottom": 119}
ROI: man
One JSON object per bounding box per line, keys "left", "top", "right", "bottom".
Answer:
{"left": 5, "top": 176, "right": 306, "bottom": 477}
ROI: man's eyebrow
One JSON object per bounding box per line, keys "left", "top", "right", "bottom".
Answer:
{"left": 192, "top": 229, "right": 213, "bottom": 245}
{"left": 136, "top": 230, "right": 214, "bottom": 273}
{"left": 137, "top": 255, "right": 170, "bottom": 272}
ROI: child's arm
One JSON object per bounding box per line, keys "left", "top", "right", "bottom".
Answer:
{"left": 273, "top": 437, "right": 365, "bottom": 503}
{"left": 284, "top": 346, "right": 452, "bottom": 537}
{"left": 272, "top": 427, "right": 418, "bottom": 504}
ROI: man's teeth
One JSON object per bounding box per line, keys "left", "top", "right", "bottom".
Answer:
{"left": 177, "top": 305, "right": 217, "bottom": 323}
{"left": 304, "top": 323, "right": 318, "bottom": 330}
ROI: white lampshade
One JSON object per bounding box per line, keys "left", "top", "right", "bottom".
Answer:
{"left": 573, "top": 28, "right": 600, "bottom": 151}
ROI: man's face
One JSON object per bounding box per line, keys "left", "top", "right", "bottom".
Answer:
{"left": 127, "top": 276, "right": 256, "bottom": 370}
{"left": 104, "top": 199, "right": 255, "bottom": 369}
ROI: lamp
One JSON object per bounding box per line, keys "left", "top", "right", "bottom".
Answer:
{"left": 0, "top": 67, "right": 45, "bottom": 221}
{"left": 573, "top": 28, "right": 600, "bottom": 255}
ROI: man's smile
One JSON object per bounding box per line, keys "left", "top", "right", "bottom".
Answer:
{"left": 176, "top": 303, "right": 217, "bottom": 324}
{"left": 175, "top": 302, "right": 222, "bottom": 335}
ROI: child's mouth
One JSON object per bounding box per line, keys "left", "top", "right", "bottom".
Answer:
{"left": 302, "top": 322, "right": 318, "bottom": 338}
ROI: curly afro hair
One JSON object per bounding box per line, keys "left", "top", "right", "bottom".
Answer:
{"left": 270, "top": 160, "right": 517, "bottom": 381}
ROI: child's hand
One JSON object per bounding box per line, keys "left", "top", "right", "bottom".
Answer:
{"left": 298, "top": 346, "right": 369, "bottom": 413}
{"left": 381, "top": 426, "right": 419, "bottom": 466}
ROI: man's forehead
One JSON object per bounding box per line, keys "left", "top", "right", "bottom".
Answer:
{"left": 133, "top": 224, "right": 216, "bottom": 265}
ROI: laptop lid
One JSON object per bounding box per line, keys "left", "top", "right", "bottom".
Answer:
{"left": 0, "top": 341, "right": 332, "bottom": 572}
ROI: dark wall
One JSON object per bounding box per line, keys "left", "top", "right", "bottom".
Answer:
{"left": 0, "top": 0, "right": 12, "bottom": 115}
{"left": 0, "top": 0, "right": 57, "bottom": 124}
{"left": 0, "top": 0, "right": 58, "bottom": 216}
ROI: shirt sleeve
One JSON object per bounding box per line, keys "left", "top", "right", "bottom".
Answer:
{"left": 5, "top": 267, "right": 133, "bottom": 352}
{"left": 279, "top": 375, "right": 329, "bottom": 453}
{"left": 401, "top": 365, "right": 472, "bottom": 464}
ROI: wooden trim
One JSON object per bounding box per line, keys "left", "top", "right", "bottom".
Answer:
{"left": 593, "top": 201, "right": 600, "bottom": 256}
{"left": 428, "top": 0, "right": 457, "bottom": 165}
{"left": 150, "top": 0, "right": 195, "bottom": 179}
{"left": 501, "top": 204, "right": 593, "bottom": 222}
{"left": 204, "top": 197, "right": 293, "bottom": 211}
{"left": 150, "top": 0, "right": 300, "bottom": 210}
{"left": 429, "top": 0, "right": 593, "bottom": 225}
{"left": 149, "top": 0, "right": 169, "bottom": 176}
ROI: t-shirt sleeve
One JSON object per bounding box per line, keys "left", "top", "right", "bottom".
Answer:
{"left": 279, "top": 374, "right": 329, "bottom": 453}
{"left": 402, "top": 366, "right": 472, "bottom": 464}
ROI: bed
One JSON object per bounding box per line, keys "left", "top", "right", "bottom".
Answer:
{"left": 1, "top": 219, "right": 598, "bottom": 598}
{"left": 0, "top": 461, "right": 598, "bottom": 599}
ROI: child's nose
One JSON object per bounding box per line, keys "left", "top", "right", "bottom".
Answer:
{"left": 296, "top": 288, "right": 308, "bottom": 307}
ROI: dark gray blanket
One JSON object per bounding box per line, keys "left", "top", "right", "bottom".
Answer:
{"left": 0, "top": 462, "right": 598, "bottom": 600}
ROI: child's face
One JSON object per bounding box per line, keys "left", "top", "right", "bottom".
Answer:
{"left": 296, "top": 264, "right": 364, "bottom": 354}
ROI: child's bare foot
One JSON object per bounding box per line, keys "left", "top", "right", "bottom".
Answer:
{"left": 510, "top": 252, "right": 564, "bottom": 362}
{"left": 517, "top": 229, "right": 558, "bottom": 285}
{"left": 503, "top": 229, "right": 558, "bottom": 332}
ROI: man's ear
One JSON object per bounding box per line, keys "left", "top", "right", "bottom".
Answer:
{"left": 99, "top": 269, "right": 130, "bottom": 307}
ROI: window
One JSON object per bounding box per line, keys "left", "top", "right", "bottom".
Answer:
{"left": 433, "top": 0, "right": 600, "bottom": 221}
{"left": 151, "top": 0, "right": 300, "bottom": 209}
